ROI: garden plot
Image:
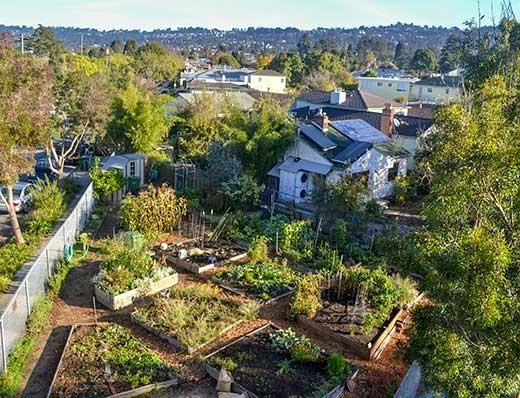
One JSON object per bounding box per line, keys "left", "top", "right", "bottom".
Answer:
{"left": 293, "top": 268, "right": 418, "bottom": 360}
{"left": 212, "top": 260, "right": 299, "bottom": 304}
{"left": 131, "top": 284, "right": 258, "bottom": 354}
{"left": 166, "top": 239, "right": 247, "bottom": 274}
{"left": 93, "top": 235, "right": 178, "bottom": 310}
{"left": 48, "top": 323, "right": 179, "bottom": 398}
{"left": 203, "top": 323, "right": 357, "bottom": 398}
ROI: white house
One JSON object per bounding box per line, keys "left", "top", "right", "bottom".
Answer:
{"left": 267, "top": 116, "right": 411, "bottom": 207}
{"left": 409, "top": 76, "right": 463, "bottom": 104}
{"left": 247, "top": 70, "right": 286, "bottom": 94}
{"left": 356, "top": 76, "right": 419, "bottom": 103}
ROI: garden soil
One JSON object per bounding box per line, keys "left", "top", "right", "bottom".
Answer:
{"left": 19, "top": 208, "right": 409, "bottom": 397}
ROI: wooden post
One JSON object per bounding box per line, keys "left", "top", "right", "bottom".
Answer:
{"left": 93, "top": 296, "right": 98, "bottom": 324}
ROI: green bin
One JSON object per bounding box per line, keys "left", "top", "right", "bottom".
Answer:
{"left": 128, "top": 176, "right": 140, "bottom": 193}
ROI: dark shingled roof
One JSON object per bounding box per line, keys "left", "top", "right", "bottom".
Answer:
{"left": 333, "top": 142, "right": 372, "bottom": 164}
{"left": 295, "top": 89, "right": 400, "bottom": 111}
{"left": 414, "top": 76, "right": 463, "bottom": 87}
{"left": 290, "top": 106, "right": 433, "bottom": 137}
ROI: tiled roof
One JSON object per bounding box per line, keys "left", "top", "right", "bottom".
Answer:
{"left": 295, "top": 89, "right": 400, "bottom": 111}
{"left": 250, "top": 69, "right": 285, "bottom": 77}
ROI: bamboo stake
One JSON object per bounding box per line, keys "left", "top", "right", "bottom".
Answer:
{"left": 93, "top": 296, "right": 98, "bottom": 325}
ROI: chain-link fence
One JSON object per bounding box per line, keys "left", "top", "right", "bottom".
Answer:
{"left": 0, "top": 182, "right": 94, "bottom": 373}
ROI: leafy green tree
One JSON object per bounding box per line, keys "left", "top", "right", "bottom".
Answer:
{"left": 269, "top": 51, "right": 304, "bottom": 86}
{"left": 394, "top": 41, "right": 410, "bottom": 69}
{"left": 297, "top": 33, "right": 313, "bottom": 59}
{"left": 410, "top": 75, "right": 520, "bottom": 397}
{"left": 214, "top": 51, "right": 240, "bottom": 68}
{"left": 205, "top": 142, "right": 241, "bottom": 191}
{"left": 409, "top": 48, "right": 437, "bottom": 75}
{"left": 110, "top": 39, "right": 124, "bottom": 54}
{"left": 230, "top": 98, "right": 296, "bottom": 181}
{"left": 439, "top": 34, "right": 464, "bottom": 73}
{"left": 222, "top": 175, "right": 264, "bottom": 211}
{"left": 27, "top": 25, "right": 64, "bottom": 60}
{"left": 0, "top": 36, "right": 54, "bottom": 243}
{"left": 89, "top": 158, "right": 125, "bottom": 200}
{"left": 105, "top": 82, "right": 172, "bottom": 154}
{"left": 123, "top": 39, "right": 138, "bottom": 56}
{"left": 47, "top": 54, "right": 111, "bottom": 178}
{"left": 134, "top": 42, "right": 183, "bottom": 82}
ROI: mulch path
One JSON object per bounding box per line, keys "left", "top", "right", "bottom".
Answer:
{"left": 19, "top": 209, "right": 410, "bottom": 398}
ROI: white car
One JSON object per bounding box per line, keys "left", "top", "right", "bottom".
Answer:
{"left": 0, "top": 182, "right": 34, "bottom": 213}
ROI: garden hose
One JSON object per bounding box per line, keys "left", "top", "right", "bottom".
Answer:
{"left": 64, "top": 244, "right": 74, "bottom": 262}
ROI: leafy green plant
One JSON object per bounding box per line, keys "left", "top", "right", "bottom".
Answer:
{"left": 89, "top": 158, "right": 125, "bottom": 200}
{"left": 392, "top": 175, "right": 417, "bottom": 205}
{"left": 222, "top": 175, "right": 264, "bottom": 211}
{"left": 217, "top": 260, "right": 298, "bottom": 300}
{"left": 248, "top": 236, "right": 270, "bottom": 264}
{"left": 270, "top": 328, "right": 298, "bottom": 352}
{"left": 280, "top": 220, "right": 315, "bottom": 262}
{"left": 207, "top": 356, "right": 238, "bottom": 371}
{"left": 326, "top": 353, "right": 351, "bottom": 385}
{"left": 289, "top": 339, "right": 320, "bottom": 362}
{"left": 290, "top": 273, "right": 323, "bottom": 318}
{"left": 93, "top": 234, "right": 174, "bottom": 295}
{"left": 276, "top": 359, "right": 295, "bottom": 375}
{"left": 120, "top": 184, "right": 188, "bottom": 237}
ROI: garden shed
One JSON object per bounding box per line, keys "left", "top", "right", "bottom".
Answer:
{"left": 101, "top": 153, "right": 146, "bottom": 196}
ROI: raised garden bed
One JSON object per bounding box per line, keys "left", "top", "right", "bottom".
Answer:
{"left": 212, "top": 261, "right": 298, "bottom": 304}
{"left": 203, "top": 323, "right": 358, "bottom": 398}
{"left": 294, "top": 268, "right": 419, "bottom": 360}
{"left": 166, "top": 239, "right": 247, "bottom": 274}
{"left": 94, "top": 272, "right": 179, "bottom": 311}
{"left": 131, "top": 284, "right": 257, "bottom": 354}
{"left": 48, "top": 323, "right": 179, "bottom": 398}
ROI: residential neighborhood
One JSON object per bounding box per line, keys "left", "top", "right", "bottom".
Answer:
{"left": 0, "top": 1, "right": 518, "bottom": 398}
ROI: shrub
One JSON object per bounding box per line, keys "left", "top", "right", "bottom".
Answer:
{"left": 269, "top": 328, "right": 298, "bottom": 352}
{"left": 393, "top": 175, "right": 417, "bottom": 205}
{"left": 207, "top": 356, "right": 238, "bottom": 371}
{"left": 26, "top": 179, "right": 66, "bottom": 236}
{"left": 327, "top": 353, "right": 351, "bottom": 385}
{"left": 222, "top": 175, "right": 264, "bottom": 211}
{"left": 120, "top": 184, "right": 188, "bottom": 237}
{"left": 290, "top": 273, "right": 323, "bottom": 318}
{"left": 89, "top": 158, "right": 125, "bottom": 200}
{"left": 314, "top": 243, "right": 343, "bottom": 274}
{"left": 247, "top": 236, "right": 270, "bottom": 264}
{"left": 365, "top": 199, "right": 383, "bottom": 217}
{"left": 280, "top": 220, "right": 315, "bottom": 262}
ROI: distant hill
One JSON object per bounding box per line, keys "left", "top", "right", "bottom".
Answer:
{"left": 0, "top": 23, "right": 470, "bottom": 53}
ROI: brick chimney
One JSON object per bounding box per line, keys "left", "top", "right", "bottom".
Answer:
{"left": 312, "top": 111, "right": 329, "bottom": 132}
{"left": 380, "top": 103, "right": 394, "bottom": 136}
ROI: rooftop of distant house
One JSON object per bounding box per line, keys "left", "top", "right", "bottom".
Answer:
{"left": 414, "top": 75, "right": 463, "bottom": 87}
{"left": 295, "top": 89, "right": 403, "bottom": 111}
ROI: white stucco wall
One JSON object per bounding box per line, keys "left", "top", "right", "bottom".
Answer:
{"left": 249, "top": 75, "right": 286, "bottom": 94}
{"left": 286, "top": 140, "right": 332, "bottom": 166}
{"left": 409, "top": 84, "right": 461, "bottom": 104}
{"left": 357, "top": 77, "right": 413, "bottom": 102}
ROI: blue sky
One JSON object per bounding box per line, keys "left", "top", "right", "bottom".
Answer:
{"left": 1, "top": 0, "right": 510, "bottom": 30}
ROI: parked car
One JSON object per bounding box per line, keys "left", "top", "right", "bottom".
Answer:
{"left": 34, "top": 156, "right": 58, "bottom": 180}
{"left": 0, "top": 182, "right": 34, "bottom": 213}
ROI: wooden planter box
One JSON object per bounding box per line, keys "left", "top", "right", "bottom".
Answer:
{"left": 94, "top": 273, "right": 179, "bottom": 311}
{"left": 203, "top": 323, "right": 358, "bottom": 398}
{"left": 168, "top": 252, "right": 248, "bottom": 274}
{"left": 131, "top": 314, "right": 244, "bottom": 355}
{"left": 211, "top": 277, "right": 295, "bottom": 306}
{"left": 46, "top": 323, "right": 179, "bottom": 398}
{"left": 297, "top": 307, "right": 408, "bottom": 361}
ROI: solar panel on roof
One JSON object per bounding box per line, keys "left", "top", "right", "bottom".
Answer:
{"left": 299, "top": 125, "right": 337, "bottom": 151}
{"left": 331, "top": 119, "right": 390, "bottom": 144}
{"left": 333, "top": 142, "right": 372, "bottom": 163}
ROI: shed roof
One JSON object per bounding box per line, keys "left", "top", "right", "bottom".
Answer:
{"left": 278, "top": 157, "right": 332, "bottom": 175}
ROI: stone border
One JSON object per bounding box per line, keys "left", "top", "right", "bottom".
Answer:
{"left": 131, "top": 313, "right": 244, "bottom": 355}
{"left": 203, "top": 322, "right": 357, "bottom": 397}
{"left": 46, "top": 323, "right": 180, "bottom": 398}
{"left": 94, "top": 273, "right": 179, "bottom": 311}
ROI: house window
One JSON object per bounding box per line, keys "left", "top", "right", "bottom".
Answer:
{"left": 427, "top": 87, "right": 433, "bottom": 93}
{"left": 300, "top": 189, "right": 307, "bottom": 199}
{"left": 388, "top": 162, "right": 399, "bottom": 182}
{"left": 397, "top": 83, "right": 407, "bottom": 92}
{"left": 377, "top": 82, "right": 383, "bottom": 87}
{"left": 129, "top": 161, "right": 136, "bottom": 177}
{"left": 388, "top": 83, "right": 393, "bottom": 87}
{"left": 352, "top": 171, "right": 370, "bottom": 186}
{"left": 258, "top": 77, "right": 262, "bottom": 82}
{"left": 445, "top": 88, "right": 450, "bottom": 95}
{"left": 281, "top": 78, "right": 285, "bottom": 83}
{"left": 301, "top": 173, "right": 308, "bottom": 183}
